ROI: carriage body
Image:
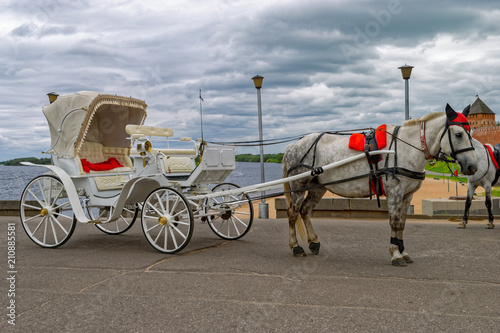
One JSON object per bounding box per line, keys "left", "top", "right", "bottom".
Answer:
{"left": 20, "top": 91, "right": 252, "bottom": 253}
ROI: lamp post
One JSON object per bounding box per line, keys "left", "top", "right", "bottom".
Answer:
{"left": 251, "top": 74, "right": 268, "bottom": 219}
{"left": 398, "top": 64, "right": 413, "bottom": 120}
{"left": 47, "top": 92, "right": 59, "bottom": 103}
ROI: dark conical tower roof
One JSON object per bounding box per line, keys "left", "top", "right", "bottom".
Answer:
{"left": 470, "top": 96, "right": 495, "bottom": 115}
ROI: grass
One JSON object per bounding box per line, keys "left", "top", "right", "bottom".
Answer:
{"left": 425, "top": 160, "right": 459, "bottom": 174}
{"left": 425, "top": 161, "right": 500, "bottom": 197}
{"left": 475, "top": 188, "right": 500, "bottom": 197}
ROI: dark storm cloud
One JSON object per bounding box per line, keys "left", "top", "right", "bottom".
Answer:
{"left": 1, "top": 0, "right": 500, "bottom": 160}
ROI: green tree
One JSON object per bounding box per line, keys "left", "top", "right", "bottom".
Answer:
{"left": 2, "top": 157, "right": 51, "bottom": 166}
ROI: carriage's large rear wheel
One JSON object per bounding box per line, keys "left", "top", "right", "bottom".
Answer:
{"left": 20, "top": 175, "right": 76, "bottom": 248}
{"left": 141, "top": 187, "right": 194, "bottom": 253}
{"left": 204, "top": 183, "right": 253, "bottom": 240}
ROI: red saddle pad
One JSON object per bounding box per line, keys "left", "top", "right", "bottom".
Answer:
{"left": 348, "top": 124, "right": 387, "bottom": 151}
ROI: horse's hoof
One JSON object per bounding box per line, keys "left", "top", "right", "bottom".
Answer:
{"left": 458, "top": 222, "right": 467, "bottom": 229}
{"left": 309, "top": 242, "right": 320, "bottom": 255}
{"left": 391, "top": 258, "right": 407, "bottom": 267}
{"left": 403, "top": 255, "right": 414, "bottom": 264}
{"left": 293, "top": 246, "right": 306, "bottom": 257}
{"left": 486, "top": 223, "right": 495, "bottom": 229}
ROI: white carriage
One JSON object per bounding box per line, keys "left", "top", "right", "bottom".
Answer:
{"left": 20, "top": 92, "right": 254, "bottom": 253}
{"left": 20, "top": 91, "right": 396, "bottom": 254}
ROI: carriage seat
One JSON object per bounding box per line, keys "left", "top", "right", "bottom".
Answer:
{"left": 126, "top": 125, "right": 197, "bottom": 174}
{"left": 128, "top": 147, "right": 196, "bottom": 174}
{"left": 77, "top": 141, "right": 133, "bottom": 175}
{"left": 126, "top": 124, "right": 174, "bottom": 138}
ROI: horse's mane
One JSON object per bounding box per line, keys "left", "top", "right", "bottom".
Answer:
{"left": 402, "top": 112, "right": 444, "bottom": 127}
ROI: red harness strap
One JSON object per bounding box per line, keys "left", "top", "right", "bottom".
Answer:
{"left": 346, "top": 125, "right": 388, "bottom": 201}
{"left": 420, "top": 122, "right": 435, "bottom": 160}
{"left": 485, "top": 144, "right": 500, "bottom": 170}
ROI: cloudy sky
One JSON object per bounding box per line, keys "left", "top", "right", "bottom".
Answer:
{"left": 1, "top": 0, "right": 500, "bottom": 161}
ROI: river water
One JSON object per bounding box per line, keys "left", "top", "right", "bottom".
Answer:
{"left": 0, "top": 162, "right": 284, "bottom": 201}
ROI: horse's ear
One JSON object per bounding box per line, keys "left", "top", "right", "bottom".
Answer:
{"left": 462, "top": 105, "right": 471, "bottom": 118}
{"left": 445, "top": 103, "right": 458, "bottom": 121}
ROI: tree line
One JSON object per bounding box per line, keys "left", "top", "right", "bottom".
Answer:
{"left": 1, "top": 157, "right": 51, "bottom": 166}
{"left": 235, "top": 153, "right": 284, "bottom": 163}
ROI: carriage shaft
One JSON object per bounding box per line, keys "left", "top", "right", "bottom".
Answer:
{"left": 186, "top": 150, "right": 395, "bottom": 201}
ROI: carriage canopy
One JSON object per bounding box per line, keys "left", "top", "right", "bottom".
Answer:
{"left": 42, "top": 91, "right": 147, "bottom": 157}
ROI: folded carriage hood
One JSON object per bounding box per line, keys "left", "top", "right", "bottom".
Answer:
{"left": 42, "top": 91, "right": 147, "bottom": 157}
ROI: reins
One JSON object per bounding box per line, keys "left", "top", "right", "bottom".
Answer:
{"left": 381, "top": 127, "right": 426, "bottom": 155}
{"left": 383, "top": 117, "right": 474, "bottom": 163}
{"left": 206, "top": 127, "right": 375, "bottom": 147}
{"left": 439, "top": 118, "right": 475, "bottom": 160}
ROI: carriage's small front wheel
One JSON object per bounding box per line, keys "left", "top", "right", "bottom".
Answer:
{"left": 20, "top": 175, "right": 76, "bottom": 248}
{"left": 204, "top": 183, "right": 253, "bottom": 240}
{"left": 141, "top": 187, "right": 194, "bottom": 253}
{"left": 92, "top": 204, "right": 139, "bottom": 235}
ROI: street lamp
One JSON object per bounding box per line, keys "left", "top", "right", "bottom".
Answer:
{"left": 398, "top": 64, "right": 413, "bottom": 120}
{"left": 47, "top": 92, "right": 59, "bottom": 103}
{"left": 251, "top": 74, "right": 268, "bottom": 219}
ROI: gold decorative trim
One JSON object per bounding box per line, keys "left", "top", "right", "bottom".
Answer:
{"left": 74, "top": 94, "right": 148, "bottom": 157}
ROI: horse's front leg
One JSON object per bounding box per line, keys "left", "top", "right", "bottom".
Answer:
{"left": 484, "top": 185, "right": 495, "bottom": 229}
{"left": 459, "top": 183, "right": 475, "bottom": 229}
{"left": 388, "top": 190, "right": 413, "bottom": 267}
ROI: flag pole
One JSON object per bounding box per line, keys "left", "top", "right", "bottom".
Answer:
{"left": 199, "top": 89, "right": 204, "bottom": 142}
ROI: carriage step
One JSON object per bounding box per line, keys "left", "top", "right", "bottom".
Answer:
{"left": 165, "top": 175, "right": 190, "bottom": 181}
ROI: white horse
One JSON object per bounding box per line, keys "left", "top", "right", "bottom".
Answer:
{"left": 283, "top": 105, "right": 478, "bottom": 266}
{"left": 459, "top": 138, "right": 499, "bottom": 229}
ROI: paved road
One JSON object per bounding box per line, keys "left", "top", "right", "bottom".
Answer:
{"left": 1, "top": 215, "right": 499, "bottom": 332}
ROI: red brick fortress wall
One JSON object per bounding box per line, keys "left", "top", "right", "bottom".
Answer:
{"left": 473, "top": 127, "right": 500, "bottom": 145}
{"left": 469, "top": 113, "right": 496, "bottom": 129}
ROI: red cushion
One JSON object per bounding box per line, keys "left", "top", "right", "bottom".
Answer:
{"left": 348, "top": 133, "right": 365, "bottom": 151}
{"left": 376, "top": 124, "right": 387, "bottom": 149}
{"left": 81, "top": 158, "right": 123, "bottom": 173}
{"left": 348, "top": 124, "right": 387, "bottom": 151}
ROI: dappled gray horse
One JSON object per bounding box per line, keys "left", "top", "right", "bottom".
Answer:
{"left": 459, "top": 138, "right": 500, "bottom": 229}
{"left": 283, "top": 105, "right": 478, "bottom": 266}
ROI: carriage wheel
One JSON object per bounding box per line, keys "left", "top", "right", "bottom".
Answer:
{"left": 204, "top": 183, "right": 253, "bottom": 240}
{"left": 92, "top": 204, "right": 139, "bottom": 235}
{"left": 20, "top": 175, "right": 76, "bottom": 248}
{"left": 141, "top": 187, "right": 194, "bottom": 253}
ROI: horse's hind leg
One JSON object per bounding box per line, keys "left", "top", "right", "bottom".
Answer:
{"left": 287, "top": 190, "right": 306, "bottom": 257}
{"left": 299, "top": 186, "right": 327, "bottom": 255}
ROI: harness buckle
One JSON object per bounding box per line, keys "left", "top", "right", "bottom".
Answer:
{"left": 311, "top": 167, "right": 324, "bottom": 176}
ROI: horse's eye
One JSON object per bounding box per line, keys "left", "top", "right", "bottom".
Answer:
{"left": 455, "top": 133, "right": 462, "bottom": 138}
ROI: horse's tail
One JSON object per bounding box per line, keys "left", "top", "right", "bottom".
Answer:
{"left": 283, "top": 164, "right": 307, "bottom": 244}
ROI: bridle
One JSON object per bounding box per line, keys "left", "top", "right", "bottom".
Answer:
{"left": 420, "top": 117, "right": 474, "bottom": 161}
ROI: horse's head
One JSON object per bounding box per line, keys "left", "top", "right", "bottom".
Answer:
{"left": 439, "top": 104, "right": 477, "bottom": 175}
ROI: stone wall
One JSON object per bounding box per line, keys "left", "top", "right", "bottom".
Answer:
{"left": 274, "top": 197, "right": 390, "bottom": 219}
